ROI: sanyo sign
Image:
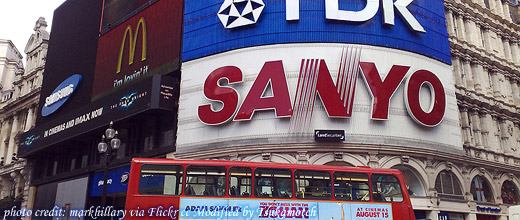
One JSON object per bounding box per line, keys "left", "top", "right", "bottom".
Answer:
{"left": 287, "top": 0, "right": 424, "bottom": 32}
{"left": 198, "top": 48, "right": 445, "bottom": 128}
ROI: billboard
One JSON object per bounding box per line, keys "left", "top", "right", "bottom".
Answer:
{"left": 183, "top": 0, "right": 451, "bottom": 64}
{"left": 92, "top": 0, "right": 183, "bottom": 100}
{"left": 20, "top": 75, "right": 177, "bottom": 157}
{"left": 178, "top": 0, "right": 462, "bottom": 154}
{"left": 36, "top": 0, "right": 103, "bottom": 125}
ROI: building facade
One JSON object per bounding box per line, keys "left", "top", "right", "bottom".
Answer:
{"left": 18, "top": 0, "right": 181, "bottom": 216}
{"left": 14, "top": 1, "right": 520, "bottom": 220}
{"left": 0, "top": 17, "right": 48, "bottom": 212}
{"left": 0, "top": 40, "right": 23, "bottom": 103}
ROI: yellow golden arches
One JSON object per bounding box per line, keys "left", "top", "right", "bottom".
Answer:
{"left": 116, "top": 17, "right": 147, "bottom": 74}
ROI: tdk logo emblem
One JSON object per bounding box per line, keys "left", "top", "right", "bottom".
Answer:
{"left": 218, "top": 0, "right": 425, "bottom": 32}
{"left": 218, "top": 0, "right": 265, "bottom": 28}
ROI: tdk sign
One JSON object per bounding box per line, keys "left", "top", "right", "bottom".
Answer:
{"left": 183, "top": 0, "right": 451, "bottom": 64}
{"left": 219, "top": 0, "right": 425, "bottom": 32}
{"left": 41, "top": 74, "right": 82, "bottom": 117}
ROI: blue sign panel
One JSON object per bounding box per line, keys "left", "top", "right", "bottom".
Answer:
{"left": 183, "top": 0, "right": 451, "bottom": 64}
{"left": 89, "top": 165, "right": 130, "bottom": 197}
{"left": 41, "top": 74, "right": 82, "bottom": 116}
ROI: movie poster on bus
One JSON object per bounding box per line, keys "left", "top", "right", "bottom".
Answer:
{"left": 179, "top": 198, "right": 393, "bottom": 220}
{"left": 179, "top": 198, "right": 320, "bottom": 220}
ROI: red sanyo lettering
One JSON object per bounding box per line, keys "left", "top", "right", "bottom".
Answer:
{"left": 198, "top": 60, "right": 446, "bottom": 127}
{"left": 234, "top": 61, "right": 293, "bottom": 120}
{"left": 359, "top": 62, "right": 409, "bottom": 120}
{"left": 198, "top": 66, "right": 243, "bottom": 125}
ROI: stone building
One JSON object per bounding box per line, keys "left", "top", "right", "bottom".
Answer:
{"left": 0, "top": 17, "right": 48, "bottom": 211}
{"left": 0, "top": 40, "right": 23, "bottom": 103}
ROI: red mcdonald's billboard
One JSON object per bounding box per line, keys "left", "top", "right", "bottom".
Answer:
{"left": 92, "top": 0, "right": 182, "bottom": 100}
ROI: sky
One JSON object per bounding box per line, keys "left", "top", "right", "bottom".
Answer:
{"left": 0, "top": 0, "right": 67, "bottom": 62}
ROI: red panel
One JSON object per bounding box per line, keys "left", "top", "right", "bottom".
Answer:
{"left": 92, "top": 0, "right": 182, "bottom": 99}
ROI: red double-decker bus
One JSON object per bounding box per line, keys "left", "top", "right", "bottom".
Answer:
{"left": 124, "top": 158, "right": 415, "bottom": 220}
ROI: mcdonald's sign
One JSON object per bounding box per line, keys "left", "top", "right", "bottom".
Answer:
{"left": 116, "top": 17, "right": 147, "bottom": 74}
{"left": 93, "top": 0, "right": 182, "bottom": 100}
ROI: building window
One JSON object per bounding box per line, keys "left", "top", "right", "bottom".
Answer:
{"left": 471, "top": 176, "right": 495, "bottom": 203}
{"left": 460, "top": 60, "right": 466, "bottom": 85}
{"left": 393, "top": 165, "right": 426, "bottom": 197}
{"left": 452, "top": 13, "right": 459, "bottom": 37}
{"left": 435, "top": 171, "right": 464, "bottom": 199}
{"left": 480, "top": 28, "right": 487, "bottom": 48}
{"left": 9, "top": 182, "right": 16, "bottom": 198}
{"left": 511, "top": 6, "right": 520, "bottom": 23}
{"left": 501, "top": 180, "right": 520, "bottom": 205}
{"left": 484, "top": 0, "right": 490, "bottom": 9}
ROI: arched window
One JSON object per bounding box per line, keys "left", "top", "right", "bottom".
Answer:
{"left": 501, "top": 181, "right": 520, "bottom": 205}
{"left": 393, "top": 165, "right": 426, "bottom": 197}
{"left": 435, "top": 171, "right": 464, "bottom": 199}
{"left": 470, "top": 176, "right": 495, "bottom": 203}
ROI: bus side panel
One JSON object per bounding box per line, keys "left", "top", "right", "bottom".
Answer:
{"left": 125, "top": 162, "right": 182, "bottom": 220}
{"left": 125, "top": 195, "right": 180, "bottom": 219}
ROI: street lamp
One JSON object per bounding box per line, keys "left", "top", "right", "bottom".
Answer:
{"left": 97, "top": 121, "right": 121, "bottom": 209}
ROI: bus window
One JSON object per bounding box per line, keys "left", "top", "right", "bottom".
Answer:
{"left": 333, "top": 172, "right": 370, "bottom": 201}
{"left": 186, "top": 166, "right": 226, "bottom": 196}
{"left": 295, "top": 170, "right": 331, "bottom": 200}
{"left": 255, "top": 168, "right": 292, "bottom": 198}
{"left": 371, "top": 174, "right": 404, "bottom": 202}
{"left": 229, "top": 167, "right": 252, "bottom": 197}
{"left": 139, "top": 164, "right": 183, "bottom": 195}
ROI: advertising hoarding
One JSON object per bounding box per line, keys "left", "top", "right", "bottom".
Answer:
{"left": 179, "top": 198, "right": 393, "bottom": 220}
{"left": 178, "top": 44, "right": 461, "bottom": 154}
{"left": 183, "top": 0, "right": 451, "bottom": 64}
{"left": 20, "top": 75, "right": 177, "bottom": 157}
{"left": 92, "top": 0, "right": 182, "bottom": 100}
{"left": 36, "top": 0, "right": 102, "bottom": 125}
{"left": 178, "top": 0, "right": 461, "bottom": 154}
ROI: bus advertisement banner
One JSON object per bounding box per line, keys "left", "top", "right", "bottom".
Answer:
{"left": 179, "top": 198, "right": 392, "bottom": 220}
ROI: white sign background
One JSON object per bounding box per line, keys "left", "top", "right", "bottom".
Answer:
{"left": 177, "top": 44, "right": 461, "bottom": 154}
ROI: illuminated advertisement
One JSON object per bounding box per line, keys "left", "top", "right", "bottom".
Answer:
{"left": 92, "top": 0, "right": 182, "bottom": 100}
{"left": 41, "top": 74, "right": 82, "bottom": 117}
{"left": 178, "top": 1, "right": 462, "bottom": 154}
{"left": 183, "top": 0, "right": 451, "bottom": 63}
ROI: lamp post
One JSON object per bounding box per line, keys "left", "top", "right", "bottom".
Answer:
{"left": 97, "top": 121, "right": 121, "bottom": 209}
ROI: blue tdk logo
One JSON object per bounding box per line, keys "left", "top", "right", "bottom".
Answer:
{"left": 183, "top": 0, "right": 451, "bottom": 64}
{"left": 218, "top": 0, "right": 425, "bottom": 32}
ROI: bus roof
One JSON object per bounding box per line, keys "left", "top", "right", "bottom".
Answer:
{"left": 131, "top": 158, "right": 401, "bottom": 174}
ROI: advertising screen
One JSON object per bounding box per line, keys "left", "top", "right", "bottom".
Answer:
{"left": 178, "top": 0, "right": 462, "bottom": 154}
{"left": 92, "top": 0, "right": 182, "bottom": 100}
{"left": 36, "top": 0, "right": 102, "bottom": 125}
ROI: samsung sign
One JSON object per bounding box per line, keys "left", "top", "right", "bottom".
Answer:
{"left": 183, "top": 0, "right": 451, "bottom": 64}
{"left": 41, "top": 74, "right": 82, "bottom": 117}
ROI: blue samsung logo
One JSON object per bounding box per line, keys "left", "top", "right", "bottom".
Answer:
{"left": 183, "top": 0, "right": 451, "bottom": 64}
{"left": 41, "top": 74, "right": 82, "bottom": 117}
